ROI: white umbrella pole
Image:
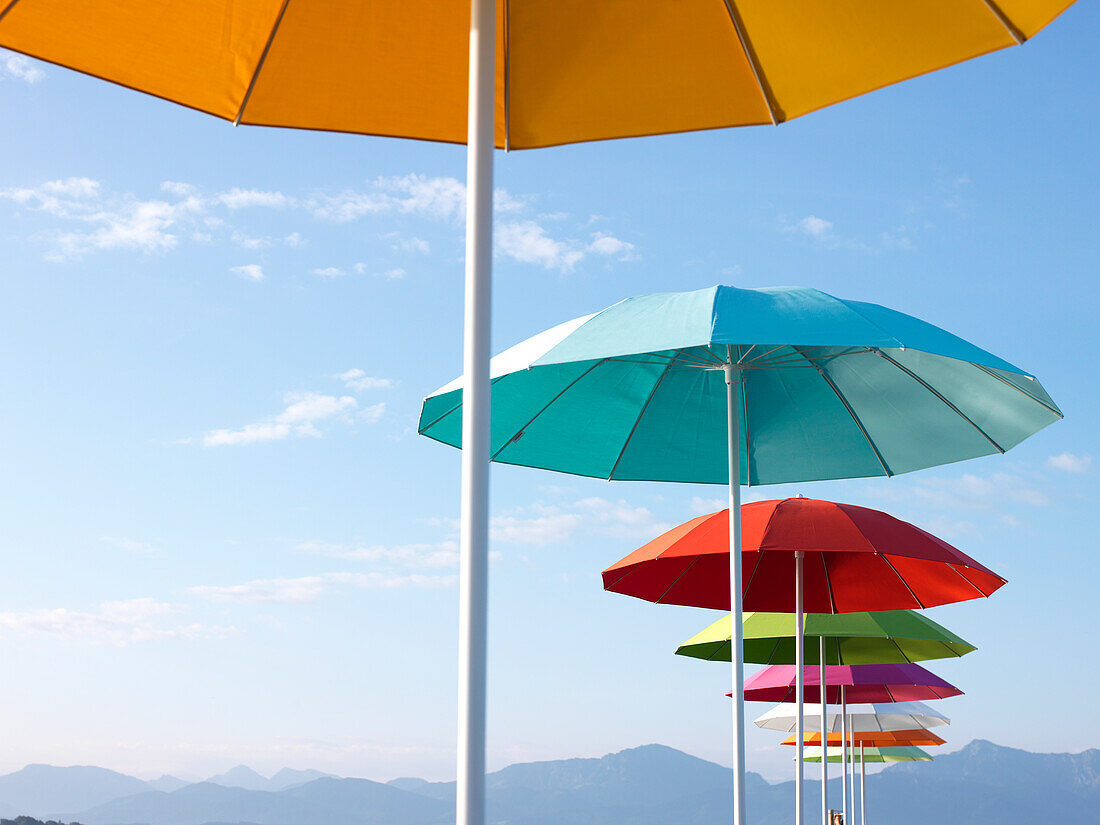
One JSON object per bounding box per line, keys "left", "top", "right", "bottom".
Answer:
{"left": 795, "top": 551, "right": 804, "bottom": 825}
{"left": 860, "top": 742, "right": 866, "bottom": 825}
{"left": 725, "top": 364, "right": 746, "bottom": 825}
{"left": 849, "top": 708, "right": 856, "bottom": 825}
{"left": 840, "top": 686, "right": 848, "bottom": 823}
{"left": 457, "top": 3, "right": 494, "bottom": 825}
{"left": 820, "top": 636, "right": 827, "bottom": 825}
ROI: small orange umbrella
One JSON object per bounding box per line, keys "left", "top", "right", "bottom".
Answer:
{"left": 782, "top": 729, "right": 946, "bottom": 748}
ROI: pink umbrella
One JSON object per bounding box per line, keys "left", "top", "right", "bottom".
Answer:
{"left": 742, "top": 663, "right": 961, "bottom": 703}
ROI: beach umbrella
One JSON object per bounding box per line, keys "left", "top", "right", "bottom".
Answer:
{"left": 803, "top": 745, "right": 932, "bottom": 762}
{"left": 422, "top": 284, "right": 1054, "bottom": 825}
{"left": 680, "top": 607, "right": 969, "bottom": 822}
{"left": 742, "top": 662, "right": 962, "bottom": 703}
{"left": 604, "top": 494, "right": 1004, "bottom": 825}
{"left": 781, "top": 729, "right": 946, "bottom": 747}
{"left": 755, "top": 701, "right": 950, "bottom": 733}
{"left": 677, "top": 610, "right": 976, "bottom": 665}
{"left": 2, "top": 6, "right": 1079, "bottom": 825}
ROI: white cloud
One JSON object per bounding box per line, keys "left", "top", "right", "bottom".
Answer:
{"left": 588, "top": 232, "right": 638, "bottom": 261}
{"left": 690, "top": 496, "right": 726, "bottom": 515}
{"left": 217, "top": 188, "right": 293, "bottom": 209}
{"left": 1047, "top": 452, "right": 1091, "bottom": 473}
{"left": 380, "top": 268, "right": 406, "bottom": 280}
{"left": 310, "top": 176, "right": 526, "bottom": 225}
{"left": 202, "top": 391, "right": 362, "bottom": 447}
{"left": 190, "top": 571, "right": 454, "bottom": 604}
{"left": 1, "top": 178, "right": 205, "bottom": 260}
{"left": 2, "top": 52, "right": 44, "bottom": 84}
{"left": 497, "top": 220, "right": 584, "bottom": 271}
{"left": 230, "top": 264, "right": 264, "bottom": 282}
{"left": 232, "top": 231, "right": 272, "bottom": 249}
{"left": 337, "top": 369, "right": 395, "bottom": 392}
{"left": 161, "top": 181, "right": 197, "bottom": 197}
{"left": 491, "top": 497, "right": 670, "bottom": 546}
{"left": 312, "top": 266, "right": 345, "bottom": 278}
{"left": 0, "top": 598, "right": 231, "bottom": 646}
{"left": 394, "top": 235, "right": 430, "bottom": 255}
{"left": 299, "top": 540, "right": 459, "bottom": 568}
{"left": 798, "top": 215, "right": 833, "bottom": 237}
{"left": 100, "top": 536, "right": 162, "bottom": 557}
{"left": 284, "top": 231, "right": 304, "bottom": 247}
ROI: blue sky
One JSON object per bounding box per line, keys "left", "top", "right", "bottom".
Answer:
{"left": 0, "top": 3, "right": 1096, "bottom": 784}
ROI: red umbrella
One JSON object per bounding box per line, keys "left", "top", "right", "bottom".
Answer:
{"left": 741, "top": 663, "right": 962, "bottom": 704}
{"left": 602, "top": 498, "right": 1005, "bottom": 613}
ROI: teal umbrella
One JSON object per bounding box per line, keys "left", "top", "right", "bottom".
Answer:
{"left": 418, "top": 284, "right": 1059, "bottom": 824}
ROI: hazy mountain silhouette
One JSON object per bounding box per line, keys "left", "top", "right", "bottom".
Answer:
{"left": 147, "top": 776, "right": 189, "bottom": 793}
{"left": 0, "top": 765, "right": 148, "bottom": 818}
{"left": 0, "top": 740, "right": 1092, "bottom": 825}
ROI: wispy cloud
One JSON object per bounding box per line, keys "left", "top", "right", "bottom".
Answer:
{"left": 490, "top": 497, "right": 670, "bottom": 546}
{"left": 312, "top": 266, "right": 345, "bottom": 278}
{"left": 217, "top": 188, "right": 294, "bottom": 209}
{"left": 2, "top": 51, "right": 45, "bottom": 84}
{"left": 0, "top": 598, "right": 232, "bottom": 646}
{"left": 202, "top": 391, "right": 365, "bottom": 446}
{"left": 230, "top": 264, "right": 264, "bottom": 282}
{"left": 299, "top": 539, "right": 459, "bottom": 568}
{"left": 1047, "top": 452, "right": 1091, "bottom": 473}
{"left": 336, "top": 369, "right": 395, "bottom": 392}
{"left": 190, "top": 571, "right": 454, "bottom": 604}
{"left": 496, "top": 220, "right": 584, "bottom": 271}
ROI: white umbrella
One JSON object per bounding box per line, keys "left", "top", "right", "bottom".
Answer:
{"left": 755, "top": 701, "right": 950, "bottom": 733}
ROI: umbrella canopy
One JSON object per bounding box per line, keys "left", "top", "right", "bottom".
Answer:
{"left": 782, "top": 729, "right": 946, "bottom": 748}
{"left": 755, "top": 701, "right": 950, "bottom": 733}
{"left": 0, "top": 2, "right": 1076, "bottom": 150}
{"left": 603, "top": 498, "right": 1005, "bottom": 612}
{"left": 420, "top": 286, "right": 1060, "bottom": 485}
{"left": 678, "top": 610, "right": 976, "bottom": 664}
{"left": 741, "top": 663, "right": 962, "bottom": 703}
{"left": 803, "top": 746, "right": 932, "bottom": 763}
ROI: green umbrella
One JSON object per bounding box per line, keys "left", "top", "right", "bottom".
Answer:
{"left": 803, "top": 745, "right": 933, "bottom": 763}
{"left": 677, "top": 610, "right": 976, "bottom": 665}
{"left": 418, "top": 284, "right": 1059, "bottom": 825}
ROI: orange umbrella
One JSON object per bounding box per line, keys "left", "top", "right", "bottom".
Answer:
{"left": 0, "top": 6, "right": 1077, "bottom": 825}
{"left": 782, "top": 729, "right": 946, "bottom": 748}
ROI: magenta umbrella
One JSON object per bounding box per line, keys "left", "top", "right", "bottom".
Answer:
{"left": 741, "top": 663, "right": 961, "bottom": 704}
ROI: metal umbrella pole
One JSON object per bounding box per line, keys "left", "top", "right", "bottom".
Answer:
{"left": 848, "top": 707, "right": 857, "bottom": 825}
{"left": 725, "top": 362, "right": 747, "bottom": 825}
{"left": 860, "top": 742, "right": 867, "bottom": 825}
{"left": 840, "top": 686, "right": 848, "bottom": 822}
{"left": 820, "top": 636, "right": 828, "bottom": 825}
{"left": 457, "top": 3, "right": 494, "bottom": 825}
{"left": 795, "top": 551, "right": 805, "bottom": 825}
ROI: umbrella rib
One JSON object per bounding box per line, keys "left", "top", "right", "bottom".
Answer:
{"left": 740, "top": 371, "right": 753, "bottom": 486}
{"left": 819, "top": 551, "right": 838, "bottom": 615}
{"left": 419, "top": 374, "right": 508, "bottom": 434}
{"left": 653, "top": 555, "right": 702, "bottom": 604}
{"left": 980, "top": 0, "right": 1027, "bottom": 43}
{"left": 890, "top": 636, "right": 913, "bottom": 664}
{"left": 879, "top": 555, "right": 927, "bottom": 609}
{"left": 0, "top": 0, "right": 22, "bottom": 24}
{"left": 721, "top": 0, "right": 781, "bottom": 124}
{"left": 606, "top": 353, "right": 677, "bottom": 479}
{"left": 490, "top": 359, "right": 607, "bottom": 460}
{"left": 791, "top": 346, "right": 894, "bottom": 477}
{"left": 972, "top": 363, "right": 1064, "bottom": 418}
{"left": 234, "top": 0, "right": 292, "bottom": 126}
{"left": 875, "top": 350, "right": 1006, "bottom": 454}
{"left": 946, "top": 563, "right": 993, "bottom": 599}
{"left": 766, "top": 635, "right": 783, "bottom": 665}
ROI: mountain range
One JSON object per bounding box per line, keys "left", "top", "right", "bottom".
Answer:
{"left": 0, "top": 740, "right": 1094, "bottom": 825}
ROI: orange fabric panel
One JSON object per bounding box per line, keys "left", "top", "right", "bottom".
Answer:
{"left": 505, "top": 0, "right": 772, "bottom": 148}
{"left": 241, "top": 0, "right": 471, "bottom": 143}
{"left": 0, "top": 0, "right": 281, "bottom": 120}
{"left": 994, "top": 0, "right": 1078, "bottom": 37}
{"left": 733, "top": 0, "right": 1017, "bottom": 121}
